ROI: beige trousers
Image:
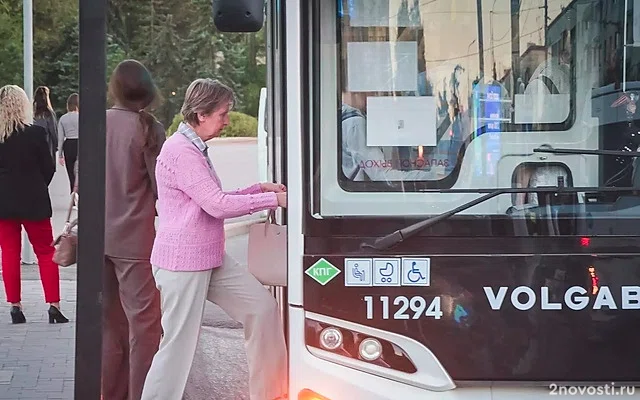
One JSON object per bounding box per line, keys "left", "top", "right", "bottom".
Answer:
{"left": 140, "top": 253, "right": 288, "bottom": 400}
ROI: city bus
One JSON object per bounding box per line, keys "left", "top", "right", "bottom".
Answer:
{"left": 238, "top": 0, "right": 640, "bottom": 398}
{"left": 75, "top": 0, "right": 640, "bottom": 399}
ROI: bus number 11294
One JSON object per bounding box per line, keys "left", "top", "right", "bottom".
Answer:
{"left": 364, "top": 295, "right": 443, "bottom": 320}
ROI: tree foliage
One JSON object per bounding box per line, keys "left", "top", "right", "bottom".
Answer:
{"left": 0, "top": 1, "right": 23, "bottom": 87}
{"left": 0, "top": 0, "right": 266, "bottom": 126}
{"left": 166, "top": 111, "right": 258, "bottom": 138}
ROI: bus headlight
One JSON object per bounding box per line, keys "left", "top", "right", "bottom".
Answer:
{"left": 299, "top": 388, "right": 331, "bottom": 400}
{"left": 305, "top": 319, "right": 417, "bottom": 373}
{"left": 358, "top": 338, "right": 382, "bottom": 361}
{"left": 319, "top": 327, "right": 343, "bottom": 350}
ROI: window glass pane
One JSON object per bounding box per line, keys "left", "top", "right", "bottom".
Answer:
{"left": 317, "top": 0, "right": 640, "bottom": 223}
{"left": 337, "top": 0, "right": 577, "bottom": 186}
{"left": 318, "top": 0, "right": 640, "bottom": 225}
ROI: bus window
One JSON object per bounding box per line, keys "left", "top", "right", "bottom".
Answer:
{"left": 315, "top": 0, "right": 640, "bottom": 219}
{"left": 335, "top": 0, "right": 575, "bottom": 188}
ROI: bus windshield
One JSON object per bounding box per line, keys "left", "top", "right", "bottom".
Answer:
{"left": 314, "top": 0, "right": 640, "bottom": 220}
{"left": 335, "top": 0, "right": 578, "bottom": 188}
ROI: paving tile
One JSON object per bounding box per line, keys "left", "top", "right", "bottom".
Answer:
{"left": 0, "top": 280, "right": 76, "bottom": 399}
{"left": 0, "top": 370, "right": 12, "bottom": 385}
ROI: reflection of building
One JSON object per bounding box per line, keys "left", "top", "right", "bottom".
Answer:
{"left": 500, "top": 43, "right": 548, "bottom": 95}
{"left": 520, "top": 44, "right": 547, "bottom": 86}
{"left": 546, "top": 0, "right": 626, "bottom": 88}
{"left": 496, "top": 0, "right": 625, "bottom": 95}
{"left": 546, "top": 0, "right": 637, "bottom": 187}
{"left": 546, "top": 4, "right": 574, "bottom": 59}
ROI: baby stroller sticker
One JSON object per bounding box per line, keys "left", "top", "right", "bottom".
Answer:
{"left": 373, "top": 258, "right": 401, "bottom": 286}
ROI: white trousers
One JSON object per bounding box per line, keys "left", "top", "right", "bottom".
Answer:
{"left": 140, "top": 253, "right": 288, "bottom": 400}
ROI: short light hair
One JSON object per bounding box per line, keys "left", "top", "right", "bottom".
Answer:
{"left": 0, "top": 85, "right": 32, "bottom": 143}
{"left": 181, "top": 78, "right": 235, "bottom": 126}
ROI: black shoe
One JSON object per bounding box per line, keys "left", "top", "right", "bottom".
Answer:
{"left": 10, "top": 306, "right": 26, "bottom": 324}
{"left": 48, "top": 305, "right": 69, "bottom": 324}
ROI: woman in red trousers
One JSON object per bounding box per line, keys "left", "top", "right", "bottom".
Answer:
{"left": 0, "top": 85, "right": 69, "bottom": 324}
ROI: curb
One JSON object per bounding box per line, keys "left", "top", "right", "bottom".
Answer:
{"left": 224, "top": 216, "right": 266, "bottom": 238}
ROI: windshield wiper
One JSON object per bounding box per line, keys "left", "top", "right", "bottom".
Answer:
{"left": 533, "top": 146, "right": 640, "bottom": 157}
{"left": 362, "top": 186, "right": 638, "bottom": 251}
{"left": 362, "top": 188, "right": 510, "bottom": 251}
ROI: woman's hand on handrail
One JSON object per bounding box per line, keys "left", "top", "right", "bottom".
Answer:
{"left": 260, "top": 182, "right": 287, "bottom": 193}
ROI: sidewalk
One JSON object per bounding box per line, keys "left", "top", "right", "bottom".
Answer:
{"left": 0, "top": 279, "right": 76, "bottom": 400}
{"left": 0, "top": 147, "right": 263, "bottom": 399}
{"left": 0, "top": 233, "right": 256, "bottom": 400}
{"left": 0, "top": 166, "right": 78, "bottom": 399}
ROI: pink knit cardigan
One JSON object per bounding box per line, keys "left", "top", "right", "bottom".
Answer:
{"left": 150, "top": 133, "right": 278, "bottom": 271}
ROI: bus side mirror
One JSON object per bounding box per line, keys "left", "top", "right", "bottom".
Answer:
{"left": 212, "top": 0, "right": 264, "bottom": 32}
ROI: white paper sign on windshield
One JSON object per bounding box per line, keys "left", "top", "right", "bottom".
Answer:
{"left": 366, "top": 96, "right": 437, "bottom": 147}
{"left": 347, "top": 41, "right": 418, "bottom": 92}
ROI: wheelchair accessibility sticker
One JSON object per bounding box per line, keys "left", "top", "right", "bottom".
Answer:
{"left": 401, "top": 258, "right": 430, "bottom": 286}
{"left": 344, "top": 257, "right": 430, "bottom": 287}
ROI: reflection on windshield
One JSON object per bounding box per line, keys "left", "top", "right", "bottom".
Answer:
{"left": 338, "top": 0, "right": 580, "bottom": 186}
{"left": 320, "top": 0, "right": 640, "bottom": 221}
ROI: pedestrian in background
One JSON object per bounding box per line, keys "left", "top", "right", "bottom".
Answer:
{"left": 141, "top": 78, "right": 288, "bottom": 400}
{"left": 33, "top": 86, "right": 58, "bottom": 164}
{"left": 57, "top": 93, "right": 79, "bottom": 193}
{"left": 0, "top": 85, "right": 69, "bottom": 325}
{"left": 102, "top": 59, "right": 165, "bottom": 400}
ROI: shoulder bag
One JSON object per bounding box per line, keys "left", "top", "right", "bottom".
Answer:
{"left": 52, "top": 191, "right": 78, "bottom": 267}
{"left": 247, "top": 210, "right": 287, "bottom": 286}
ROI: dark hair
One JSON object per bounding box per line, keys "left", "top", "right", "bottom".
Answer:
{"left": 34, "top": 86, "right": 54, "bottom": 119}
{"left": 108, "top": 60, "right": 161, "bottom": 151}
{"left": 67, "top": 93, "right": 79, "bottom": 112}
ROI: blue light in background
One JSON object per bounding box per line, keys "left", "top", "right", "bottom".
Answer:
{"left": 484, "top": 85, "right": 501, "bottom": 133}
{"left": 338, "top": 0, "right": 357, "bottom": 18}
{"left": 348, "top": 0, "right": 356, "bottom": 16}
{"left": 472, "top": 83, "right": 503, "bottom": 177}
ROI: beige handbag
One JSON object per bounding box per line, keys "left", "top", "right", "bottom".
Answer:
{"left": 52, "top": 192, "right": 78, "bottom": 267}
{"left": 247, "top": 211, "right": 287, "bottom": 286}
